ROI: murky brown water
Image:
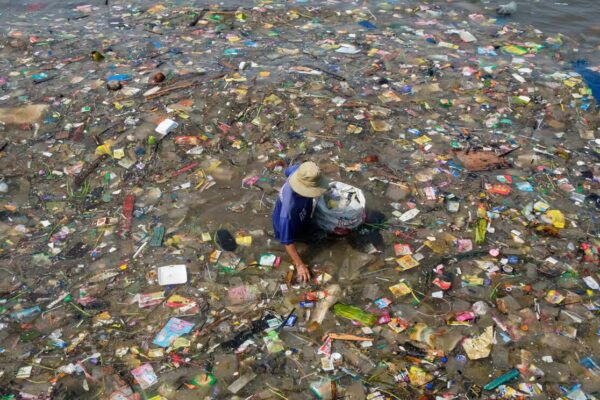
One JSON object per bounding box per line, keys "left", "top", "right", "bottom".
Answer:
{"left": 1, "top": 0, "right": 599, "bottom": 49}
{"left": 1, "top": 0, "right": 600, "bottom": 44}
{"left": 459, "top": 0, "right": 600, "bottom": 54}
{"left": 0, "top": 0, "right": 600, "bottom": 398}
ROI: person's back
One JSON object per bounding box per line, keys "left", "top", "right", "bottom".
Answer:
{"left": 272, "top": 165, "right": 313, "bottom": 245}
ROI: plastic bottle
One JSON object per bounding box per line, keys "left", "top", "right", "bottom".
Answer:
{"left": 514, "top": 153, "right": 542, "bottom": 168}
{"left": 390, "top": 202, "right": 402, "bottom": 210}
{"left": 309, "top": 284, "right": 341, "bottom": 325}
{"left": 398, "top": 208, "right": 420, "bottom": 222}
{"left": 472, "top": 301, "right": 489, "bottom": 316}
{"left": 483, "top": 369, "right": 520, "bottom": 391}
{"left": 333, "top": 303, "right": 377, "bottom": 326}
{"left": 310, "top": 378, "right": 334, "bottom": 400}
{"left": 475, "top": 218, "right": 488, "bottom": 244}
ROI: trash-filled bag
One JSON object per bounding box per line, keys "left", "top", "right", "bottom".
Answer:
{"left": 314, "top": 182, "right": 366, "bottom": 235}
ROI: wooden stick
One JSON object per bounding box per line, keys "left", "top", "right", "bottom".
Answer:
{"left": 308, "top": 65, "right": 346, "bottom": 81}
{"left": 74, "top": 154, "right": 108, "bottom": 188}
{"left": 199, "top": 315, "right": 231, "bottom": 335}
{"left": 189, "top": 8, "right": 209, "bottom": 26}
{"left": 325, "top": 333, "right": 374, "bottom": 341}
{"left": 144, "top": 73, "right": 226, "bottom": 100}
{"left": 305, "top": 131, "right": 339, "bottom": 139}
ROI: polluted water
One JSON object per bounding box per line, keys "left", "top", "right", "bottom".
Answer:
{"left": 0, "top": 0, "right": 599, "bottom": 399}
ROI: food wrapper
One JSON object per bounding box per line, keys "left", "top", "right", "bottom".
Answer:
{"left": 235, "top": 234, "right": 252, "bottom": 247}
{"left": 394, "top": 243, "right": 412, "bottom": 256}
{"left": 502, "top": 44, "right": 528, "bottom": 55}
{"left": 545, "top": 289, "right": 565, "bottom": 305}
{"left": 228, "top": 285, "right": 258, "bottom": 305}
{"left": 408, "top": 365, "right": 433, "bottom": 386}
{"left": 259, "top": 253, "right": 280, "bottom": 267}
{"left": 462, "top": 275, "right": 484, "bottom": 286}
{"left": 138, "top": 291, "right": 165, "bottom": 308}
{"left": 517, "top": 383, "right": 543, "bottom": 396}
{"left": 395, "top": 255, "right": 419, "bottom": 271}
{"left": 370, "top": 120, "right": 392, "bottom": 132}
{"left": 153, "top": 318, "right": 194, "bottom": 348}
{"left": 462, "top": 326, "right": 493, "bottom": 360}
{"left": 388, "top": 317, "right": 409, "bottom": 333}
{"left": 389, "top": 281, "right": 413, "bottom": 298}
{"left": 95, "top": 142, "right": 112, "bottom": 156}
{"left": 378, "top": 90, "right": 401, "bottom": 103}
{"left": 165, "top": 294, "right": 199, "bottom": 313}
{"left": 413, "top": 135, "right": 432, "bottom": 145}
{"left": 409, "top": 322, "right": 435, "bottom": 347}
{"left": 544, "top": 209, "right": 565, "bottom": 229}
{"left": 171, "top": 337, "right": 191, "bottom": 350}
{"left": 317, "top": 335, "right": 333, "bottom": 357}
{"left": 374, "top": 297, "right": 392, "bottom": 309}
{"left": 264, "top": 330, "right": 284, "bottom": 354}
{"left": 131, "top": 363, "right": 158, "bottom": 389}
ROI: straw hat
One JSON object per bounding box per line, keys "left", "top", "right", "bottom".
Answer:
{"left": 288, "top": 161, "right": 328, "bottom": 198}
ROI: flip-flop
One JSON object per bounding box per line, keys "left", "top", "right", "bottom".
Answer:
{"left": 216, "top": 229, "right": 237, "bottom": 251}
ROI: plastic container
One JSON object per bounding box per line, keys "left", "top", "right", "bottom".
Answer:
{"left": 155, "top": 118, "right": 178, "bottom": 137}
{"left": 157, "top": 265, "right": 187, "bottom": 285}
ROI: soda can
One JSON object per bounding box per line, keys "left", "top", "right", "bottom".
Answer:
{"left": 507, "top": 255, "right": 519, "bottom": 264}
{"left": 284, "top": 314, "right": 297, "bottom": 327}
{"left": 299, "top": 301, "right": 315, "bottom": 308}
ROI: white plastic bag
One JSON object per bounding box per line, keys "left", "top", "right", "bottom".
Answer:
{"left": 314, "top": 182, "right": 366, "bottom": 235}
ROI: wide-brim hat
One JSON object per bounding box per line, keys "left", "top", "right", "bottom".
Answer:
{"left": 288, "top": 161, "right": 329, "bottom": 198}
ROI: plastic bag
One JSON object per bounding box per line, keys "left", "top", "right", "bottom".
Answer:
{"left": 314, "top": 181, "right": 366, "bottom": 235}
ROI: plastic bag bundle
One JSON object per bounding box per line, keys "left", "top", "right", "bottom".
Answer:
{"left": 314, "top": 182, "right": 366, "bottom": 235}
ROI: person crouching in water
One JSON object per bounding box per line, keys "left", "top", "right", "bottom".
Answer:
{"left": 272, "top": 162, "right": 328, "bottom": 283}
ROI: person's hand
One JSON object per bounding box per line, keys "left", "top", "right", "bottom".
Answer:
{"left": 295, "top": 263, "right": 311, "bottom": 283}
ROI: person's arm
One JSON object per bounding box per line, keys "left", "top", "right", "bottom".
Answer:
{"left": 284, "top": 243, "right": 311, "bottom": 283}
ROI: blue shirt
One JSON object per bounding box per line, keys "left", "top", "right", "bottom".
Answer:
{"left": 272, "top": 165, "right": 313, "bottom": 245}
